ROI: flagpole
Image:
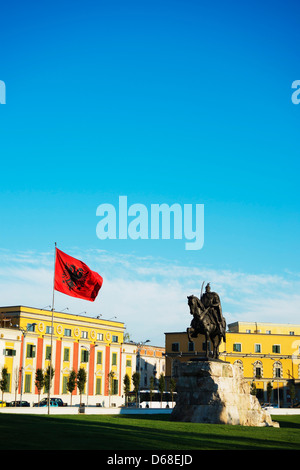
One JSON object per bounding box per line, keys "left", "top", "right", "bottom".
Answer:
{"left": 48, "top": 242, "right": 57, "bottom": 415}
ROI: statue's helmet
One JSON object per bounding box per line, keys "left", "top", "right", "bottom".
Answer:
{"left": 205, "top": 283, "right": 211, "bottom": 292}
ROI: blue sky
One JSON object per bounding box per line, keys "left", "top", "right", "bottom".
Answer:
{"left": 0, "top": 0, "right": 299, "bottom": 345}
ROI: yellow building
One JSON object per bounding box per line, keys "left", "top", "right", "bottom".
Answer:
{"left": 121, "top": 341, "right": 137, "bottom": 392}
{"left": 121, "top": 342, "right": 165, "bottom": 391}
{"left": 0, "top": 306, "right": 125, "bottom": 406}
{"left": 165, "top": 321, "right": 300, "bottom": 407}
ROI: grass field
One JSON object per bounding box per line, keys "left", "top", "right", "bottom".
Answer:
{"left": 0, "top": 413, "right": 299, "bottom": 450}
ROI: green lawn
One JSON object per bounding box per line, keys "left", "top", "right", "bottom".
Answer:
{"left": 0, "top": 413, "right": 299, "bottom": 450}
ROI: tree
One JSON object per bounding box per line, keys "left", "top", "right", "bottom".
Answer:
{"left": 67, "top": 370, "right": 77, "bottom": 406}
{"left": 158, "top": 373, "right": 165, "bottom": 408}
{"left": 132, "top": 371, "right": 140, "bottom": 407}
{"left": 77, "top": 367, "right": 87, "bottom": 405}
{"left": 250, "top": 380, "right": 257, "bottom": 396}
{"left": 123, "top": 373, "right": 131, "bottom": 407}
{"left": 107, "top": 371, "right": 116, "bottom": 407}
{"left": 289, "top": 381, "right": 296, "bottom": 407}
{"left": 169, "top": 378, "right": 176, "bottom": 407}
{"left": 0, "top": 366, "right": 9, "bottom": 405}
{"left": 123, "top": 331, "right": 132, "bottom": 342}
{"left": 35, "top": 368, "right": 44, "bottom": 405}
{"left": 44, "top": 365, "right": 55, "bottom": 394}
{"left": 13, "top": 366, "right": 20, "bottom": 404}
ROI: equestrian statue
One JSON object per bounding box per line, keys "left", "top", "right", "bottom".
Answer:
{"left": 187, "top": 283, "right": 226, "bottom": 359}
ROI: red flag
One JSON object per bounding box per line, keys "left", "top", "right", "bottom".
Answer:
{"left": 54, "top": 248, "right": 103, "bottom": 301}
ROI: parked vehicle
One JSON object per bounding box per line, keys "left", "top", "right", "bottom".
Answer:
{"left": 52, "top": 397, "right": 67, "bottom": 407}
{"left": 34, "top": 397, "right": 67, "bottom": 407}
{"left": 34, "top": 398, "right": 58, "bottom": 407}
{"left": 0, "top": 401, "right": 6, "bottom": 407}
{"left": 7, "top": 401, "right": 30, "bottom": 407}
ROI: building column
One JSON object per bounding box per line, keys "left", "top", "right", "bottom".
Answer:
{"left": 119, "top": 347, "right": 122, "bottom": 396}
{"left": 89, "top": 345, "right": 96, "bottom": 397}
{"left": 104, "top": 345, "right": 110, "bottom": 396}
{"left": 54, "top": 339, "right": 61, "bottom": 395}
{"left": 18, "top": 336, "right": 24, "bottom": 394}
{"left": 72, "top": 342, "right": 79, "bottom": 396}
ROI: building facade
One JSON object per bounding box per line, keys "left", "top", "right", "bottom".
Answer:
{"left": 165, "top": 321, "right": 300, "bottom": 407}
{"left": 0, "top": 305, "right": 167, "bottom": 407}
{"left": 136, "top": 343, "right": 165, "bottom": 389}
{"left": 0, "top": 306, "right": 125, "bottom": 406}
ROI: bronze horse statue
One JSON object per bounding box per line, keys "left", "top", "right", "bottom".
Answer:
{"left": 187, "top": 294, "right": 226, "bottom": 359}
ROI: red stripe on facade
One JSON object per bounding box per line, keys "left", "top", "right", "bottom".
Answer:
{"left": 72, "top": 342, "right": 79, "bottom": 395}
{"left": 54, "top": 340, "right": 61, "bottom": 395}
{"left": 119, "top": 347, "right": 122, "bottom": 395}
{"left": 89, "top": 345, "right": 95, "bottom": 396}
{"left": 18, "top": 336, "right": 24, "bottom": 394}
{"left": 104, "top": 345, "right": 110, "bottom": 395}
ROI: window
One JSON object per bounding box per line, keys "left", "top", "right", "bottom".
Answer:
{"left": 4, "top": 373, "right": 10, "bottom": 392}
{"left": 81, "top": 349, "right": 89, "bottom": 363}
{"left": 26, "top": 344, "right": 36, "bottom": 358}
{"left": 255, "top": 344, "right": 261, "bottom": 353}
{"left": 126, "top": 359, "right": 131, "bottom": 367}
{"left": 46, "top": 326, "right": 54, "bottom": 334}
{"left": 97, "top": 333, "right": 103, "bottom": 341}
{"left": 63, "top": 348, "right": 70, "bottom": 361}
{"left": 202, "top": 341, "right": 211, "bottom": 352}
{"left": 112, "top": 353, "right": 117, "bottom": 365}
{"left": 246, "top": 329, "right": 251, "bottom": 333}
{"left": 81, "top": 331, "right": 88, "bottom": 339}
{"left": 3, "top": 349, "right": 16, "bottom": 356}
{"left": 45, "top": 346, "right": 51, "bottom": 360}
{"left": 96, "top": 377, "right": 102, "bottom": 395}
{"left": 275, "top": 367, "right": 281, "bottom": 378}
{"left": 289, "top": 331, "right": 295, "bottom": 335}
{"left": 112, "top": 335, "right": 118, "bottom": 343}
{"left": 112, "top": 379, "right": 118, "bottom": 395}
{"left": 255, "top": 367, "right": 262, "bottom": 378}
{"left": 24, "top": 374, "right": 31, "bottom": 393}
{"left": 64, "top": 328, "right": 71, "bottom": 337}
{"left": 97, "top": 351, "right": 102, "bottom": 364}
{"left": 233, "top": 343, "right": 241, "bottom": 352}
{"left": 27, "top": 323, "right": 36, "bottom": 332}
{"left": 188, "top": 342, "right": 195, "bottom": 352}
{"left": 266, "top": 330, "right": 271, "bottom": 334}
{"left": 62, "top": 376, "right": 68, "bottom": 394}
{"left": 171, "top": 343, "right": 180, "bottom": 352}
{"left": 272, "top": 344, "right": 281, "bottom": 354}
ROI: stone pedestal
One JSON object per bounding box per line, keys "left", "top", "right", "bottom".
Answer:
{"left": 171, "top": 360, "right": 278, "bottom": 427}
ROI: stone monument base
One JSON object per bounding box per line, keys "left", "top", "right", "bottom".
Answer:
{"left": 171, "top": 360, "right": 279, "bottom": 427}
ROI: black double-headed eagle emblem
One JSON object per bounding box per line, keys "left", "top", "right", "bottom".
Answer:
{"left": 62, "top": 263, "right": 88, "bottom": 291}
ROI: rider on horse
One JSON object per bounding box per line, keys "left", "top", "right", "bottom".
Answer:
{"left": 200, "top": 283, "right": 226, "bottom": 338}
